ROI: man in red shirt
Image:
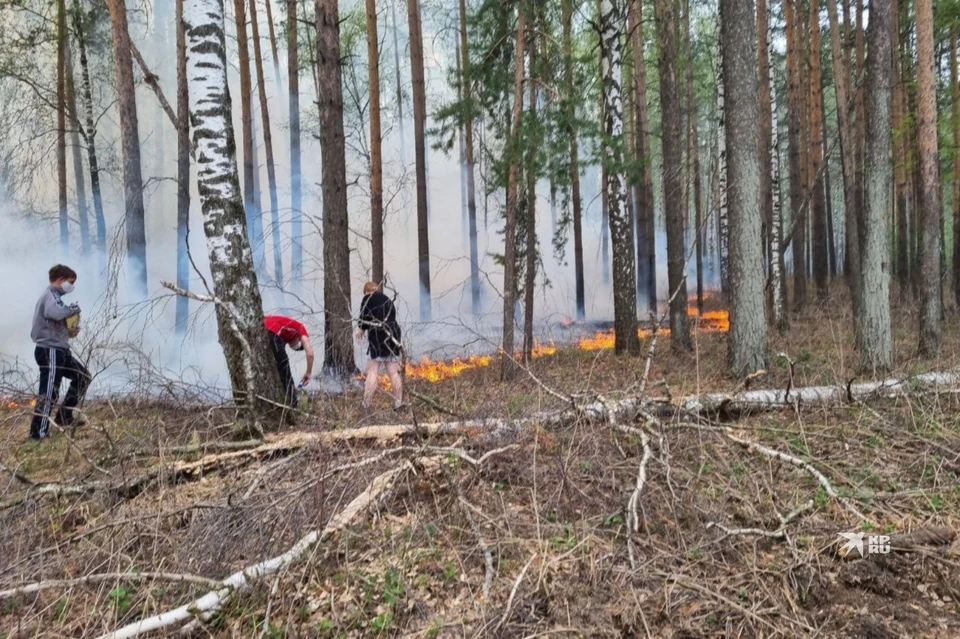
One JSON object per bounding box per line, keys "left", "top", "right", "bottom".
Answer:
{"left": 264, "top": 315, "right": 315, "bottom": 407}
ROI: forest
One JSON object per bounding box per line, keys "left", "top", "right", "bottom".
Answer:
{"left": 3, "top": 0, "right": 960, "bottom": 636}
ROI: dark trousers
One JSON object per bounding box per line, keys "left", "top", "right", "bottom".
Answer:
{"left": 30, "top": 346, "right": 91, "bottom": 439}
{"left": 267, "top": 331, "right": 297, "bottom": 408}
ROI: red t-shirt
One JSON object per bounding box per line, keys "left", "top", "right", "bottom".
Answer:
{"left": 264, "top": 315, "right": 308, "bottom": 345}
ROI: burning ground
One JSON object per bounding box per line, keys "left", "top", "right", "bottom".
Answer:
{"left": 2, "top": 298, "right": 960, "bottom": 638}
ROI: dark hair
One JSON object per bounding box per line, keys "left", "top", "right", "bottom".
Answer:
{"left": 49, "top": 264, "right": 77, "bottom": 282}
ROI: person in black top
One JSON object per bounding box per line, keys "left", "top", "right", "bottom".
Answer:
{"left": 357, "top": 281, "right": 404, "bottom": 409}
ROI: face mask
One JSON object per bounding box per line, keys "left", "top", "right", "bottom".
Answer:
{"left": 61, "top": 282, "right": 75, "bottom": 294}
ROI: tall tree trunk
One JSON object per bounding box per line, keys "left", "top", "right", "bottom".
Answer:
{"left": 72, "top": 0, "right": 106, "bottom": 271}
{"left": 175, "top": 0, "right": 190, "bottom": 336}
{"left": 598, "top": 3, "right": 611, "bottom": 289}
{"left": 859, "top": 0, "right": 892, "bottom": 372}
{"left": 808, "top": 0, "right": 829, "bottom": 297}
{"left": 366, "top": 0, "right": 384, "bottom": 283}
{"left": 64, "top": 37, "right": 90, "bottom": 257}
{"left": 57, "top": 0, "right": 68, "bottom": 256}
{"left": 184, "top": 0, "right": 284, "bottom": 418}
{"left": 287, "top": 0, "right": 303, "bottom": 283}
{"left": 716, "top": 29, "right": 730, "bottom": 294}
{"left": 562, "top": 0, "right": 586, "bottom": 321}
{"left": 765, "top": 9, "right": 787, "bottom": 332}
{"left": 406, "top": 0, "right": 431, "bottom": 321}
{"left": 460, "top": 0, "right": 481, "bottom": 315}
{"left": 823, "top": 105, "right": 837, "bottom": 277}
{"left": 233, "top": 0, "right": 267, "bottom": 279}
{"left": 390, "top": 0, "right": 406, "bottom": 157}
{"left": 685, "top": 0, "right": 703, "bottom": 314}
{"left": 826, "top": 0, "right": 861, "bottom": 315}
{"left": 916, "top": 0, "right": 943, "bottom": 355}
{"left": 952, "top": 25, "right": 960, "bottom": 308}
{"left": 654, "top": 0, "right": 691, "bottom": 351}
{"left": 785, "top": 0, "right": 806, "bottom": 310}
{"left": 316, "top": 0, "right": 357, "bottom": 377}
{"left": 249, "top": 0, "right": 283, "bottom": 285}
{"left": 523, "top": 26, "right": 537, "bottom": 364}
{"left": 601, "top": 0, "right": 639, "bottom": 355}
{"left": 264, "top": 0, "right": 281, "bottom": 77}
{"left": 892, "top": 3, "right": 909, "bottom": 295}
{"left": 500, "top": 9, "right": 526, "bottom": 381}
{"left": 721, "top": 0, "right": 767, "bottom": 377}
{"left": 631, "top": 0, "right": 656, "bottom": 311}
{"left": 107, "top": 0, "right": 148, "bottom": 297}
{"left": 757, "top": 0, "right": 773, "bottom": 302}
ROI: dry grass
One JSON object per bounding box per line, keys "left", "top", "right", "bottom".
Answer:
{"left": 2, "top": 295, "right": 960, "bottom": 637}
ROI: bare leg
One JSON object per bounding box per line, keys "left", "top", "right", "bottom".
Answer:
{"left": 363, "top": 360, "right": 381, "bottom": 408}
{"left": 386, "top": 361, "right": 403, "bottom": 407}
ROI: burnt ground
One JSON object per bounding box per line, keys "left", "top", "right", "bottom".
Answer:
{"left": 1, "top": 291, "right": 960, "bottom": 637}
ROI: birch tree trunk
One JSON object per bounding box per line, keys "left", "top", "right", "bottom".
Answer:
{"left": 654, "top": 0, "right": 691, "bottom": 352}
{"left": 184, "top": 0, "right": 284, "bottom": 417}
{"left": 366, "top": 0, "right": 384, "bottom": 284}
{"left": 858, "top": 0, "right": 893, "bottom": 372}
{"left": 316, "top": 0, "right": 357, "bottom": 377}
{"left": 175, "top": 0, "right": 190, "bottom": 336}
{"left": 286, "top": 0, "right": 302, "bottom": 283}
{"left": 72, "top": 0, "right": 107, "bottom": 271}
{"left": 916, "top": 0, "right": 943, "bottom": 356}
{"left": 248, "top": 0, "right": 283, "bottom": 286}
{"left": 107, "top": 0, "right": 148, "bottom": 297}
{"left": 715, "top": 28, "right": 729, "bottom": 294}
{"left": 600, "top": 0, "right": 639, "bottom": 355}
{"left": 64, "top": 37, "right": 90, "bottom": 257}
{"left": 631, "top": 0, "right": 656, "bottom": 312}
{"left": 57, "top": 0, "right": 68, "bottom": 256}
{"left": 460, "top": 0, "right": 481, "bottom": 315}
{"left": 562, "top": 0, "right": 586, "bottom": 321}
{"left": 406, "top": 0, "right": 432, "bottom": 321}
{"left": 720, "top": 0, "right": 767, "bottom": 377}
{"left": 232, "top": 0, "right": 267, "bottom": 280}
{"left": 765, "top": 18, "right": 786, "bottom": 332}
{"left": 499, "top": 9, "right": 526, "bottom": 381}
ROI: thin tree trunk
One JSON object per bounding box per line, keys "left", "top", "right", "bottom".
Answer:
{"left": 785, "top": 0, "right": 806, "bottom": 310}
{"left": 721, "top": 0, "right": 767, "bottom": 377}
{"left": 249, "top": 0, "right": 283, "bottom": 286}
{"left": 107, "top": 0, "right": 148, "bottom": 297}
{"left": 72, "top": 0, "right": 106, "bottom": 271}
{"left": 523, "top": 25, "right": 537, "bottom": 364}
{"left": 598, "top": 1, "right": 610, "bottom": 289}
{"left": 892, "top": 3, "right": 909, "bottom": 295}
{"left": 757, "top": 0, "right": 773, "bottom": 302}
{"left": 406, "top": 0, "right": 431, "bottom": 321}
{"left": 823, "top": 106, "right": 837, "bottom": 277}
{"left": 562, "top": 0, "right": 586, "bottom": 321}
{"left": 264, "top": 0, "right": 281, "bottom": 78}
{"left": 366, "top": 0, "right": 384, "bottom": 283}
{"left": 859, "top": 0, "right": 892, "bottom": 372}
{"left": 601, "top": 0, "right": 639, "bottom": 355}
{"left": 184, "top": 0, "right": 284, "bottom": 418}
{"left": 175, "top": 0, "right": 190, "bottom": 336}
{"left": 460, "top": 0, "right": 481, "bottom": 315}
{"left": 500, "top": 9, "right": 526, "bottom": 381}
{"left": 64, "top": 37, "right": 90, "bottom": 257}
{"left": 952, "top": 25, "right": 960, "bottom": 308}
{"left": 316, "top": 0, "right": 357, "bottom": 377}
{"left": 233, "top": 0, "right": 267, "bottom": 278}
{"left": 808, "top": 0, "right": 829, "bottom": 297}
{"left": 57, "top": 0, "right": 68, "bottom": 256}
{"left": 685, "top": 0, "right": 703, "bottom": 314}
{"left": 765, "top": 11, "right": 787, "bottom": 332}
{"left": 716, "top": 29, "right": 730, "bottom": 294}
{"left": 654, "top": 0, "right": 691, "bottom": 351}
{"left": 916, "top": 0, "right": 943, "bottom": 355}
{"left": 631, "top": 0, "right": 656, "bottom": 311}
{"left": 390, "top": 0, "right": 406, "bottom": 157}
{"left": 287, "top": 0, "right": 303, "bottom": 283}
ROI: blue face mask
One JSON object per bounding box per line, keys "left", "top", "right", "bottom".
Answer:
{"left": 61, "top": 281, "right": 75, "bottom": 295}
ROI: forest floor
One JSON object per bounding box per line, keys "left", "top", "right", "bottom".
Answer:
{"left": 3, "top": 292, "right": 960, "bottom": 638}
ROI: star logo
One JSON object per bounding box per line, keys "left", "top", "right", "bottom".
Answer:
{"left": 838, "top": 532, "right": 866, "bottom": 557}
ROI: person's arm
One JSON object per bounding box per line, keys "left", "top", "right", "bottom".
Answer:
{"left": 300, "top": 335, "right": 315, "bottom": 385}
{"left": 43, "top": 291, "right": 79, "bottom": 321}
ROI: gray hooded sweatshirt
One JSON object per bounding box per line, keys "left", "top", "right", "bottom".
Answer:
{"left": 31, "top": 286, "right": 79, "bottom": 350}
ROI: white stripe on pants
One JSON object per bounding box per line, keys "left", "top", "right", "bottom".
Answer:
{"left": 39, "top": 347, "right": 57, "bottom": 438}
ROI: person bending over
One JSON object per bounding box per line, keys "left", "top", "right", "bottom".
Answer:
{"left": 264, "top": 314, "right": 314, "bottom": 408}
{"left": 357, "top": 282, "right": 403, "bottom": 409}
{"left": 29, "top": 264, "right": 90, "bottom": 441}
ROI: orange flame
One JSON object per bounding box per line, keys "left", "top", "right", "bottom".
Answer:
{"left": 578, "top": 306, "right": 730, "bottom": 351}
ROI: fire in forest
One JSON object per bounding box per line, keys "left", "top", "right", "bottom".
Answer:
{"left": 576, "top": 304, "right": 731, "bottom": 351}
{"left": 1, "top": 397, "right": 37, "bottom": 410}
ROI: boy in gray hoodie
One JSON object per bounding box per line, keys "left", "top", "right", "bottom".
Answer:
{"left": 29, "top": 264, "right": 89, "bottom": 440}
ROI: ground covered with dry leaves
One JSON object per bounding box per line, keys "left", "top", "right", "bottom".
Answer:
{"left": 2, "top": 298, "right": 960, "bottom": 638}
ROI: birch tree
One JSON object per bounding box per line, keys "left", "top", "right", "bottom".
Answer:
{"left": 184, "top": 0, "right": 284, "bottom": 417}
{"left": 721, "top": 0, "right": 767, "bottom": 376}
{"left": 600, "top": 0, "right": 639, "bottom": 355}
{"left": 859, "top": 0, "right": 892, "bottom": 372}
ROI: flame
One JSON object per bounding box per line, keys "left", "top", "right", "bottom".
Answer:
{"left": 578, "top": 305, "right": 730, "bottom": 351}
{"left": 1, "top": 397, "right": 37, "bottom": 410}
